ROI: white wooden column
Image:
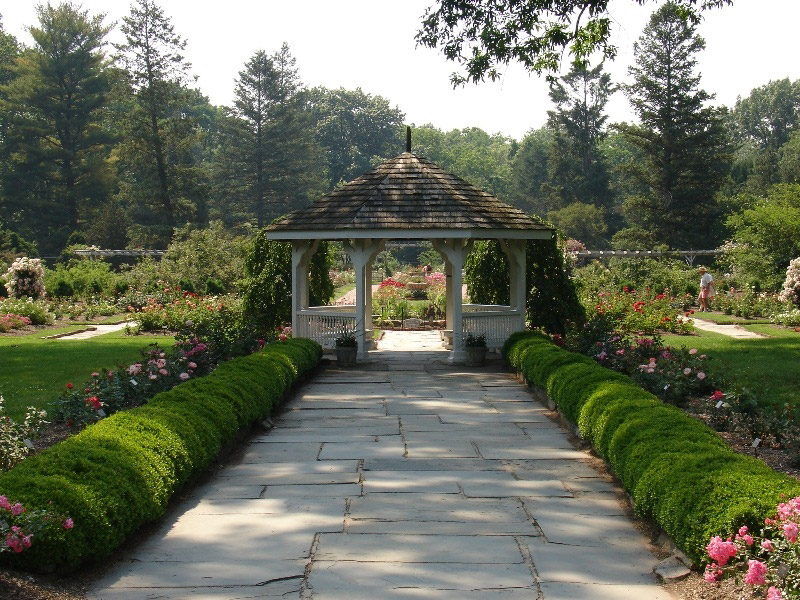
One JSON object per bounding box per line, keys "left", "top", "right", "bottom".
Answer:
{"left": 343, "top": 238, "right": 384, "bottom": 361}
{"left": 500, "top": 239, "right": 528, "bottom": 331}
{"left": 434, "top": 238, "right": 473, "bottom": 363}
{"left": 291, "top": 239, "right": 320, "bottom": 336}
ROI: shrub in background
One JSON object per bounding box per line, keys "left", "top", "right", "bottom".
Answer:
{"left": 4, "top": 257, "right": 45, "bottom": 300}
{"left": 0, "top": 298, "right": 54, "bottom": 325}
{"left": 779, "top": 257, "right": 800, "bottom": 308}
{"left": 44, "top": 259, "right": 124, "bottom": 300}
{"left": 243, "top": 228, "right": 334, "bottom": 334}
{"left": 465, "top": 226, "right": 584, "bottom": 335}
{"left": 0, "top": 338, "right": 322, "bottom": 572}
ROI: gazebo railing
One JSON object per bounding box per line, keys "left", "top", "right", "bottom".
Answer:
{"left": 296, "top": 306, "right": 357, "bottom": 349}
{"left": 462, "top": 308, "right": 523, "bottom": 349}
{"left": 463, "top": 304, "right": 513, "bottom": 313}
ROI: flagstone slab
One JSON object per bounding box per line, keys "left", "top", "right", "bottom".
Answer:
{"left": 525, "top": 539, "right": 659, "bottom": 585}
{"left": 262, "top": 483, "right": 362, "bottom": 498}
{"left": 314, "top": 533, "right": 525, "bottom": 563}
{"left": 350, "top": 493, "right": 524, "bottom": 518}
{"left": 250, "top": 431, "right": 393, "bottom": 444}
{"left": 279, "top": 408, "right": 387, "bottom": 419}
{"left": 522, "top": 496, "right": 628, "bottom": 517}
{"left": 539, "top": 582, "right": 674, "bottom": 600}
{"left": 362, "top": 458, "right": 501, "bottom": 471}
{"left": 404, "top": 440, "right": 479, "bottom": 459}
{"left": 90, "top": 579, "right": 303, "bottom": 599}
{"left": 385, "top": 399, "right": 497, "bottom": 415}
{"left": 319, "top": 439, "right": 406, "bottom": 460}
{"left": 307, "top": 560, "right": 535, "bottom": 593}
{"left": 238, "top": 442, "right": 321, "bottom": 463}
{"left": 477, "top": 445, "right": 586, "bottom": 460}
{"left": 347, "top": 519, "right": 539, "bottom": 535}
{"left": 505, "top": 459, "right": 604, "bottom": 478}
{"left": 94, "top": 559, "right": 306, "bottom": 589}
{"left": 361, "top": 469, "right": 519, "bottom": 493}
{"left": 221, "top": 461, "right": 359, "bottom": 478}
{"left": 185, "top": 497, "right": 347, "bottom": 516}
{"left": 533, "top": 512, "right": 650, "bottom": 547}
{"left": 462, "top": 478, "right": 572, "bottom": 498}
{"left": 274, "top": 418, "right": 397, "bottom": 432}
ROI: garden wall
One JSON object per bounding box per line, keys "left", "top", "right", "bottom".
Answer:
{"left": 502, "top": 331, "right": 800, "bottom": 564}
{"left": 0, "top": 338, "right": 322, "bottom": 572}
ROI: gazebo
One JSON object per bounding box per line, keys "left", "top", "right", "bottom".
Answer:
{"left": 267, "top": 138, "right": 553, "bottom": 362}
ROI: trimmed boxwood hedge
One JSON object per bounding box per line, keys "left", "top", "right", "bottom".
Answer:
{"left": 0, "top": 338, "right": 322, "bottom": 572}
{"left": 502, "top": 331, "right": 800, "bottom": 564}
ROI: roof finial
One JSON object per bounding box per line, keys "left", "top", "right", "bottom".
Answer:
{"left": 406, "top": 126, "right": 412, "bottom": 153}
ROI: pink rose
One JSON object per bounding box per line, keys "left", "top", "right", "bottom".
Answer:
{"left": 706, "top": 536, "right": 738, "bottom": 566}
{"left": 156, "top": 358, "right": 167, "bottom": 369}
{"left": 689, "top": 348, "right": 698, "bottom": 354}
{"left": 767, "top": 586, "right": 783, "bottom": 600}
{"left": 697, "top": 371, "right": 706, "bottom": 380}
{"left": 744, "top": 559, "right": 767, "bottom": 585}
{"left": 149, "top": 374, "right": 158, "bottom": 381}
{"left": 188, "top": 362, "right": 197, "bottom": 369}
{"left": 761, "top": 539, "right": 774, "bottom": 552}
{"left": 179, "top": 372, "right": 189, "bottom": 381}
{"left": 159, "top": 368, "right": 168, "bottom": 376}
{"left": 703, "top": 564, "right": 721, "bottom": 582}
{"left": 783, "top": 521, "right": 798, "bottom": 542}
{"left": 0, "top": 496, "right": 10, "bottom": 510}
{"left": 683, "top": 367, "right": 692, "bottom": 375}
{"left": 91, "top": 372, "right": 99, "bottom": 378}
{"left": 63, "top": 518, "right": 74, "bottom": 530}
{"left": 10, "top": 503, "right": 24, "bottom": 516}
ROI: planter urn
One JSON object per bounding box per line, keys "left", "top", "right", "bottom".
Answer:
{"left": 335, "top": 345, "right": 357, "bottom": 366}
{"left": 464, "top": 346, "right": 487, "bottom": 367}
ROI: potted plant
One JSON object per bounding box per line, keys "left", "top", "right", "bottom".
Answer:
{"left": 464, "top": 332, "right": 487, "bottom": 367}
{"left": 334, "top": 329, "right": 358, "bottom": 366}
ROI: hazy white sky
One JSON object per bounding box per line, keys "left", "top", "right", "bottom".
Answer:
{"left": 2, "top": 0, "right": 798, "bottom": 140}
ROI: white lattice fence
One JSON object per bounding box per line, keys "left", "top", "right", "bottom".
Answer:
{"left": 297, "top": 310, "right": 357, "bottom": 349}
{"left": 462, "top": 311, "right": 522, "bottom": 349}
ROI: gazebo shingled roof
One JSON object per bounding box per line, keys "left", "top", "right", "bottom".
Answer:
{"left": 268, "top": 152, "right": 549, "bottom": 236}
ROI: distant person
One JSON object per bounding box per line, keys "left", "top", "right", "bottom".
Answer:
{"left": 698, "top": 266, "right": 715, "bottom": 312}
{"left": 423, "top": 263, "right": 432, "bottom": 275}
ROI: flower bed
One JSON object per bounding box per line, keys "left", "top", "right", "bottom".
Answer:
{"left": 0, "top": 338, "right": 322, "bottom": 572}
{"left": 582, "top": 287, "right": 693, "bottom": 334}
{"left": 502, "top": 331, "right": 800, "bottom": 565}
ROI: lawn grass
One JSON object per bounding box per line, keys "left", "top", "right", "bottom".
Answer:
{"left": 333, "top": 284, "right": 356, "bottom": 300}
{"left": 665, "top": 324, "right": 800, "bottom": 408}
{"left": 690, "top": 311, "right": 772, "bottom": 325}
{"left": 0, "top": 329, "right": 172, "bottom": 420}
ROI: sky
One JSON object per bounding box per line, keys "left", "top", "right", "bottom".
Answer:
{"left": 1, "top": 0, "right": 798, "bottom": 140}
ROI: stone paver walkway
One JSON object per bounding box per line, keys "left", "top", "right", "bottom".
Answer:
{"left": 689, "top": 316, "right": 765, "bottom": 339}
{"left": 89, "top": 331, "right": 674, "bottom": 599}
{"left": 53, "top": 321, "right": 132, "bottom": 340}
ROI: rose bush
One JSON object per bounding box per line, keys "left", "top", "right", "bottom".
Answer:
{"left": 704, "top": 496, "right": 800, "bottom": 599}
{"left": 3, "top": 257, "right": 45, "bottom": 300}
{"left": 0, "top": 495, "right": 72, "bottom": 555}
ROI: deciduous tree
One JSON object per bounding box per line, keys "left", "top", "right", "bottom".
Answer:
{"left": 416, "top": 0, "right": 732, "bottom": 85}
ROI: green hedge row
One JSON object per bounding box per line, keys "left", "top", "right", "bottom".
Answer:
{"left": 0, "top": 338, "right": 322, "bottom": 572}
{"left": 502, "top": 331, "right": 800, "bottom": 564}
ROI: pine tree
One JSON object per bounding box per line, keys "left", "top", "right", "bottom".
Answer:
{"left": 217, "top": 44, "right": 323, "bottom": 227}
{"left": 542, "top": 63, "right": 614, "bottom": 213}
{"left": 616, "top": 2, "right": 731, "bottom": 249}
{"left": 1, "top": 4, "right": 112, "bottom": 252}
{"left": 115, "top": 0, "right": 204, "bottom": 244}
